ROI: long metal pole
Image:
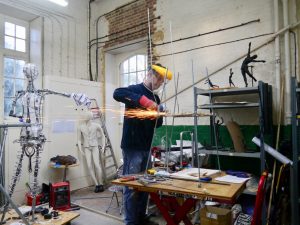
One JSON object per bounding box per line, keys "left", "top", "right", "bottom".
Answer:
{"left": 0, "top": 123, "right": 31, "bottom": 225}
{"left": 205, "top": 68, "right": 221, "bottom": 172}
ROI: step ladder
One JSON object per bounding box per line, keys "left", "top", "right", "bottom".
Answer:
{"left": 90, "top": 99, "right": 118, "bottom": 183}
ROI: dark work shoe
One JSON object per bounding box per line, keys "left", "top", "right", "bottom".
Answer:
{"left": 139, "top": 217, "right": 159, "bottom": 225}
{"left": 94, "top": 185, "right": 104, "bottom": 193}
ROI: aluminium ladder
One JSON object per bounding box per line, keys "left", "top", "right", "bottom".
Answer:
{"left": 90, "top": 99, "right": 118, "bottom": 183}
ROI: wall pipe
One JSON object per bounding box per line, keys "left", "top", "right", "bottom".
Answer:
{"left": 274, "top": 0, "right": 281, "bottom": 115}
{"left": 282, "top": 0, "right": 291, "bottom": 123}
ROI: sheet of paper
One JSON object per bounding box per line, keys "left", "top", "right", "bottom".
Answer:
{"left": 215, "top": 175, "right": 250, "bottom": 184}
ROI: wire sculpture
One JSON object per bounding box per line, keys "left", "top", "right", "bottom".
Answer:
{"left": 3, "top": 63, "right": 90, "bottom": 221}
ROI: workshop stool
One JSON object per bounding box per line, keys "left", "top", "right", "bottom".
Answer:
{"left": 105, "top": 185, "right": 123, "bottom": 215}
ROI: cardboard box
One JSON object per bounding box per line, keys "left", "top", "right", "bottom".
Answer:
{"left": 200, "top": 206, "right": 232, "bottom": 225}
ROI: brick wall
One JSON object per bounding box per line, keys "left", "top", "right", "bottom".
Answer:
{"left": 104, "top": 0, "right": 157, "bottom": 62}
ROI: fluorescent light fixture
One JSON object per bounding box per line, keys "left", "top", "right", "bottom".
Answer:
{"left": 47, "top": 0, "right": 68, "bottom": 7}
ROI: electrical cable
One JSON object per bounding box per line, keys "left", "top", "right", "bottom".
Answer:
{"left": 90, "top": 28, "right": 149, "bottom": 48}
{"left": 90, "top": 16, "right": 160, "bottom": 44}
{"left": 94, "top": 0, "right": 143, "bottom": 81}
{"left": 154, "top": 19, "right": 260, "bottom": 47}
{"left": 88, "top": 0, "right": 93, "bottom": 81}
{"left": 158, "top": 32, "right": 273, "bottom": 58}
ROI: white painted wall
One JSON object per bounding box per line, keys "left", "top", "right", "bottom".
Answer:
{"left": 94, "top": 0, "right": 299, "bottom": 127}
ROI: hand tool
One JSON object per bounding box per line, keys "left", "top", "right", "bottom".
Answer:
{"left": 119, "top": 176, "right": 137, "bottom": 182}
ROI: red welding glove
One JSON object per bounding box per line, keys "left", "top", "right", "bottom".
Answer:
{"left": 139, "top": 95, "right": 158, "bottom": 110}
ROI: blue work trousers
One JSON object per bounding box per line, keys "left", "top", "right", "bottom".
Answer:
{"left": 122, "top": 149, "right": 150, "bottom": 225}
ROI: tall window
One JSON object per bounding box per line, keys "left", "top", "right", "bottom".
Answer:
{"left": 4, "top": 22, "right": 26, "bottom": 52}
{"left": 4, "top": 58, "right": 26, "bottom": 116}
{"left": 120, "top": 54, "right": 147, "bottom": 86}
{"left": 2, "top": 18, "right": 28, "bottom": 118}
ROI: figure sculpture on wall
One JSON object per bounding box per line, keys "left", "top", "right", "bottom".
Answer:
{"left": 241, "top": 42, "right": 266, "bottom": 87}
{"left": 229, "top": 68, "right": 235, "bottom": 87}
{"left": 6, "top": 63, "right": 90, "bottom": 210}
{"left": 77, "top": 109, "right": 105, "bottom": 193}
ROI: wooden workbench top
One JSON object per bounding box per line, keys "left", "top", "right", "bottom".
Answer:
{"left": 112, "top": 173, "right": 246, "bottom": 202}
{"left": 1, "top": 208, "right": 79, "bottom": 225}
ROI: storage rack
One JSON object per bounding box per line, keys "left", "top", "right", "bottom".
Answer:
{"left": 290, "top": 77, "right": 299, "bottom": 225}
{"left": 193, "top": 81, "right": 273, "bottom": 174}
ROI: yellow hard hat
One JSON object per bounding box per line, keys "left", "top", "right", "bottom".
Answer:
{"left": 151, "top": 64, "right": 173, "bottom": 80}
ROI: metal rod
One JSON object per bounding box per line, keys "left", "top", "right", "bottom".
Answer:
{"left": 191, "top": 60, "right": 202, "bottom": 188}
{"left": 0, "top": 184, "right": 30, "bottom": 225}
{"left": 0, "top": 123, "right": 31, "bottom": 128}
{"left": 205, "top": 68, "right": 221, "bottom": 172}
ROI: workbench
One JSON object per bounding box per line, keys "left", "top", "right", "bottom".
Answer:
{"left": 112, "top": 172, "right": 246, "bottom": 225}
{"left": 0, "top": 207, "right": 79, "bottom": 225}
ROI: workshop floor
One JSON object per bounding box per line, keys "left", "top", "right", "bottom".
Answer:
{"left": 71, "top": 185, "right": 179, "bottom": 225}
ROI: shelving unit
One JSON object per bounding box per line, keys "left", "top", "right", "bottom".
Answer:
{"left": 193, "top": 81, "right": 273, "bottom": 173}
{"left": 290, "top": 77, "right": 299, "bottom": 225}
{"left": 198, "top": 149, "right": 261, "bottom": 158}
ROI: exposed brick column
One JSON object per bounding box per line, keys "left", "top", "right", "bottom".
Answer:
{"left": 104, "top": 0, "right": 158, "bottom": 63}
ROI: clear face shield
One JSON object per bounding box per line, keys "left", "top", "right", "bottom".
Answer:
{"left": 149, "top": 69, "right": 169, "bottom": 93}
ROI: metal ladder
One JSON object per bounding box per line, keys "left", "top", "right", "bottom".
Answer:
{"left": 90, "top": 99, "right": 118, "bottom": 183}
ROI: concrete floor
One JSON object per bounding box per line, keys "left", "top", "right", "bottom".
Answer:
{"left": 71, "top": 186, "right": 170, "bottom": 225}
{"left": 71, "top": 208, "right": 124, "bottom": 225}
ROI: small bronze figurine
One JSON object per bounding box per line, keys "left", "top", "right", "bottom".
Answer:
{"left": 229, "top": 68, "right": 235, "bottom": 87}
{"left": 241, "top": 42, "right": 266, "bottom": 87}
{"left": 205, "top": 78, "right": 219, "bottom": 89}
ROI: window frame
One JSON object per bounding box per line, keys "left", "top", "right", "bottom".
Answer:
{"left": 119, "top": 54, "right": 148, "bottom": 87}
{"left": 1, "top": 15, "right": 29, "bottom": 121}
{"left": 118, "top": 54, "right": 148, "bottom": 123}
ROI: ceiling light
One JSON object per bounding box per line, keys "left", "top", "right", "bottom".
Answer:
{"left": 47, "top": 0, "right": 68, "bottom": 7}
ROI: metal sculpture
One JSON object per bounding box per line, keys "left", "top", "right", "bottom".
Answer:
{"left": 229, "top": 68, "right": 235, "bottom": 87}
{"left": 241, "top": 42, "right": 266, "bottom": 87}
{"left": 205, "top": 78, "right": 219, "bottom": 89}
{"left": 1, "top": 63, "right": 90, "bottom": 222}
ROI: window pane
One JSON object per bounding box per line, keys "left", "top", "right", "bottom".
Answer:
{"left": 15, "top": 79, "right": 24, "bottom": 92}
{"left": 123, "top": 60, "right": 129, "bottom": 73}
{"left": 4, "top": 58, "right": 15, "bottom": 77}
{"left": 16, "top": 60, "right": 25, "bottom": 78}
{"left": 129, "top": 56, "right": 136, "bottom": 72}
{"left": 137, "top": 71, "right": 145, "bottom": 83}
{"left": 4, "top": 79, "right": 14, "bottom": 97}
{"left": 16, "top": 39, "right": 25, "bottom": 52}
{"left": 123, "top": 73, "right": 129, "bottom": 87}
{"left": 129, "top": 72, "right": 136, "bottom": 85}
{"left": 137, "top": 55, "right": 145, "bottom": 71}
{"left": 16, "top": 25, "right": 26, "bottom": 39}
{"left": 5, "top": 36, "right": 15, "bottom": 50}
{"left": 4, "top": 98, "right": 13, "bottom": 117}
{"left": 15, "top": 103, "right": 23, "bottom": 116}
{"left": 5, "top": 22, "right": 15, "bottom": 36}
